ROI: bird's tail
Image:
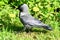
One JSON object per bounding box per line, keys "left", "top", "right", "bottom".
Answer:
{"left": 42, "top": 25, "right": 52, "bottom": 30}
{"left": 36, "top": 23, "right": 52, "bottom": 30}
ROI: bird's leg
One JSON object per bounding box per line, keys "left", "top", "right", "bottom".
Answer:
{"left": 23, "top": 27, "right": 26, "bottom": 31}
{"left": 22, "top": 24, "right": 33, "bottom": 32}
{"left": 22, "top": 25, "right": 30, "bottom": 32}
{"left": 29, "top": 27, "right": 33, "bottom": 32}
{"left": 25, "top": 24, "right": 32, "bottom": 33}
{"left": 22, "top": 25, "right": 27, "bottom": 32}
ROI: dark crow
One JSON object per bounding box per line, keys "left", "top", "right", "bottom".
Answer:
{"left": 17, "top": 4, "right": 52, "bottom": 32}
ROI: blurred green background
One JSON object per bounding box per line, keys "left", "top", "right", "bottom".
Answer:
{"left": 0, "top": 0, "right": 60, "bottom": 40}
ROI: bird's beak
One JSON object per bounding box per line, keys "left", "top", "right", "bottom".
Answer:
{"left": 16, "top": 5, "right": 21, "bottom": 10}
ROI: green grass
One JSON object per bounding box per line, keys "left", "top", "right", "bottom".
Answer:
{"left": 0, "top": 27, "right": 60, "bottom": 40}
{"left": 0, "top": 21, "right": 60, "bottom": 40}
{"left": 0, "top": 0, "right": 60, "bottom": 40}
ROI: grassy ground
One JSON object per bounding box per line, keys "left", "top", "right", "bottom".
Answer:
{"left": 0, "top": 27, "right": 60, "bottom": 40}
{"left": 0, "top": 21, "right": 60, "bottom": 40}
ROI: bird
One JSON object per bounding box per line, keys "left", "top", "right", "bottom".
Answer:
{"left": 17, "top": 4, "right": 52, "bottom": 32}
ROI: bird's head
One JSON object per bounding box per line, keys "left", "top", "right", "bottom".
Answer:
{"left": 17, "top": 4, "right": 29, "bottom": 12}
